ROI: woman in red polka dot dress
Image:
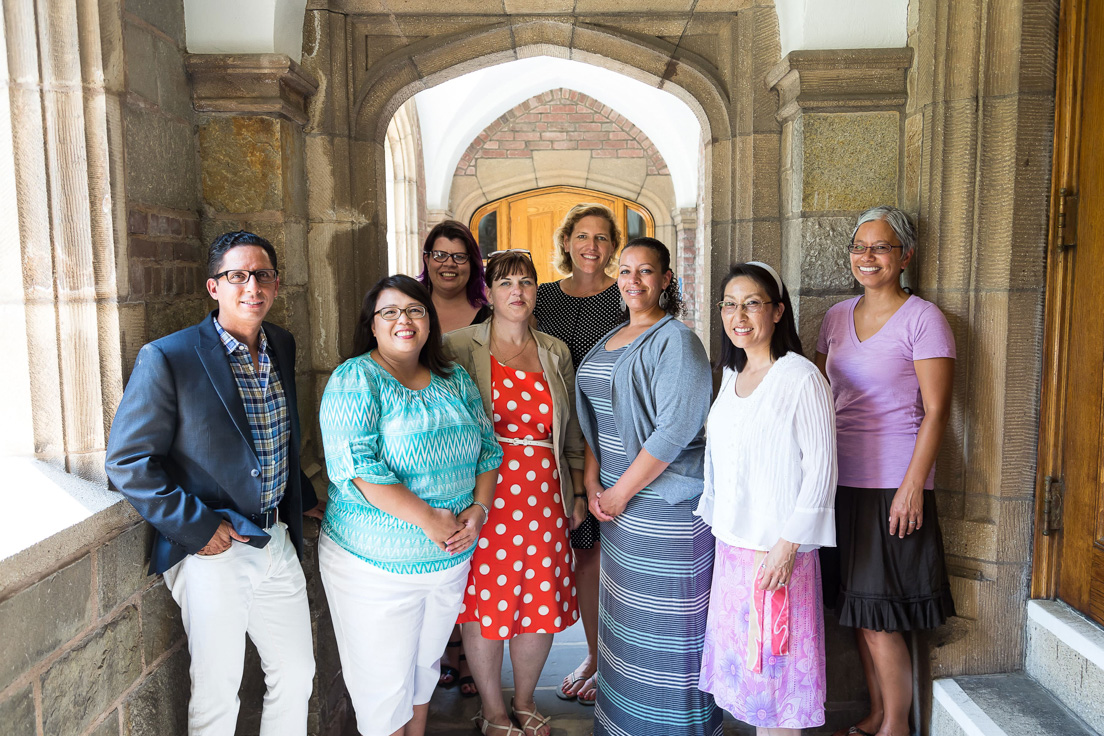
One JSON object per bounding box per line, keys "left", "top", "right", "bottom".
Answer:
{"left": 444, "top": 250, "right": 585, "bottom": 736}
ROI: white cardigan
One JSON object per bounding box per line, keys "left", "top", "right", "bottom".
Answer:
{"left": 694, "top": 353, "right": 838, "bottom": 552}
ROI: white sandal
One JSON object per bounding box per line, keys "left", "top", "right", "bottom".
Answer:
{"left": 473, "top": 708, "right": 524, "bottom": 736}
{"left": 511, "top": 698, "right": 551, "bottom": 736}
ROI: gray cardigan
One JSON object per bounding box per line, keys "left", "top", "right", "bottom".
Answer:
{"left": 575, "top": 315, "right": 712, "bottom": 505}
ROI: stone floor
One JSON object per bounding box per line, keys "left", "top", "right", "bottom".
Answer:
{"left": 420, "top": 621, "right": 754, "bottom": 736}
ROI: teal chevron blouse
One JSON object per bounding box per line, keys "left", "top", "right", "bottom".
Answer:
{"left": 319, "top": 352, "right": 503, "bottom": 574}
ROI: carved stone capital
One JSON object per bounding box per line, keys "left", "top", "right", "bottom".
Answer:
{"left": 185, "top": 54, "right": 319, "bottom": 126}
{"left": 767, "top": 48, "right": 913, "bottom": 123}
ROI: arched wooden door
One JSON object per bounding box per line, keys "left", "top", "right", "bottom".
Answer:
{"left": 470, "top": 186, "right": 654, "bottom": 285}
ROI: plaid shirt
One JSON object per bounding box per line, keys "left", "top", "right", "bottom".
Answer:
{"left": 214, "top": 317, "right": 290, "bottom": 512}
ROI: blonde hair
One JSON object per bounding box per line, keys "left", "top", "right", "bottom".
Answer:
{"left": 552, "top": 203, "right": 623, "bottom": 276}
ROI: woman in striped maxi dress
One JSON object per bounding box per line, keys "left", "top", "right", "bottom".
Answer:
{"left": 575, "top": 237, "right": 722, "bottom": 736}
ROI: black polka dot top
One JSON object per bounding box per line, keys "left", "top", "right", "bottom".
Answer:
{"left": 534, "top": 281, "right": 625, "bottom": 369}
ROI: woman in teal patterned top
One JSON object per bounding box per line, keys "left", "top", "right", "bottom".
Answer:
{"left": 318, "top": 274, "right": 502, "bottom": 736}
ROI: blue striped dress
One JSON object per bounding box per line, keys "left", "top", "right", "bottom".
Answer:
{"left": 577, "top": 345, "right": 722, "bottom": 736}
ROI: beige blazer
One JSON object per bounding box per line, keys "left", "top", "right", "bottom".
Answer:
{"left": 444, "top": 320, "right": 585, "bottom": 516}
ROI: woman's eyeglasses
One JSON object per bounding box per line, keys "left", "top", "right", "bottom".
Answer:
{"left": 428, "top": 250, "right": 470, "bottom": 264}
{"left": 846, "top": 242, "right": 903, "bottom": 255}
{"left": 374, "top": 305, "right": 428, "bottom": 320}
{"left": 716, "top": 299, "right": 775, "bottom": 315}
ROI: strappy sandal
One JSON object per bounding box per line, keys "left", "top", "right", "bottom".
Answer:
{"left": 438, "top": 637, "right": 461, "bottom": 688}
{"left": 844, "top": 727, "right": 875, "bottom": 736}
{"left": 473, "top": 708, "right": 523, "bottom": 735}
{"left": 458, "top": 652, "right": 478, "bottom": 697}
{"left": 511, "top": 698, "right": 551, "bottom": 736}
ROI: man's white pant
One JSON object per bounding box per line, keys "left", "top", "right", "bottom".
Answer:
{"left": 163, "top": 522, "right": 315, "bottom": 736}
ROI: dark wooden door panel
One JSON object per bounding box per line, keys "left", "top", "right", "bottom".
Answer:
{"left": 1056, "top": 0, "right": 1104, "bottom": 623}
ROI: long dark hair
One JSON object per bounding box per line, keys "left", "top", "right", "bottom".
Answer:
{"left": 620, "top": 236, "right": 683, "bottom": 318}
{"left": 351, "top": 275, "right": 454, "bottom": 377}
{"left": 417, "top": 220, "right": 488, "bottom": 308}
{"left": 715, "top": 263, "right": 803, "bottom": 372}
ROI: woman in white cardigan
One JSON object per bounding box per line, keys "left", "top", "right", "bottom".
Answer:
{"left": 695, "top": 262, "right": 837, "bottom": 736}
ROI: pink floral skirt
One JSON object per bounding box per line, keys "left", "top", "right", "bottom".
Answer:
{"left": 698, "top": 540, "right": 827, "bottom": 728}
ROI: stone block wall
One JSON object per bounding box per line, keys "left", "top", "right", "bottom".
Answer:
{"left": 185, "top": 56, "right": 323, "bottom": 470}
{"left": 118, "top": 0, "right": 208, "bottom": 373}
{"left": 769, "top": 48, "right": 912, "bottom": 358}
{"left": 907, "top": 0, "right": 1058, "bottom": 682}
{"left": 0, "top": 518, "right": 189, "bottom": 736}
{"left": 0, "top": 514, "right": 344, "bottom": 736}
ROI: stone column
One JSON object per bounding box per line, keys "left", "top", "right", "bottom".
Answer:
{"left": 186, "top": 53, "right": 318, "bottom": 446}
{"left": 768, "top": 49, "right": 912, "bottom": 356}
{"left": 673, "top": 207, "right": 700, "bottom": 330}
{"left": 767, "top": 48, "right": 913, "bottom": 727}
{"left": 185, "top": 55, "right": 345, "bottom": 735}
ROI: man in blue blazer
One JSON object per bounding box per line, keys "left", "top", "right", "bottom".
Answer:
{"left": 107, "top": 231, "right": 320, "bottom": 735}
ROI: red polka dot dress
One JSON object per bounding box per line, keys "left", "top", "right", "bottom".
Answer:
{"left": 458, "top": 356, "right": 579, "bottom": 639}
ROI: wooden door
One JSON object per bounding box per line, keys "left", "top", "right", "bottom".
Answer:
{"left": 470, "top": 186, "right": 654, "bottom": 286}
{"left": 1034, "top": 0, "right": 1104, "bottom": 624}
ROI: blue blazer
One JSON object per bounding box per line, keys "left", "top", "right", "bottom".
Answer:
{"left": 105, "top": 311, "right": 318, "bottom": 575}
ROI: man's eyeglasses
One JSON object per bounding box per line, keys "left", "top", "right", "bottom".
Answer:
{"left": 375, "top": 305, "right": 428, "bottom": 321}
{"left": 213, "top": 269, "right": 279, "bottom": 284}
{"left": 428, "top": 250, "right": 471, "bottom": 264}
{"left": 717, "top": 299, "right": 776, "bottom": 315}
{"left": 846, "top": 242, "right": 903, "bottom": 255}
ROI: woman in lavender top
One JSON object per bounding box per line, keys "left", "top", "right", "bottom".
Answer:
{"left": 815, "top": 206, "right": 956, "bottom": 736}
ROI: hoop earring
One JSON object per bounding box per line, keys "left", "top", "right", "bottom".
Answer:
{"left": 619, "top": 296, "right": 627, "bottom": 311}
{"left": 659, "top": 291, "right": 669, "bottom": 309}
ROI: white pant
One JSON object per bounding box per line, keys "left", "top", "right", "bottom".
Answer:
{"left": 163, "top": 522, "right": 315, "bottom": 736}
{"left": 318, "top": 532, "right": 467, "bottom": 736}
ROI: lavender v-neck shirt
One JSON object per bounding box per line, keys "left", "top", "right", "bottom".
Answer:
{"left": 816, "top": 295, "right": 955, "bottom": 490}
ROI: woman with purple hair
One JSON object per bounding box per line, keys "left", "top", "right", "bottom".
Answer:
{"left": 418, "top": 220, "right": 491, "bottom": 334}
{"left": 420, "top": 220, "right": 492, "bottom": 696}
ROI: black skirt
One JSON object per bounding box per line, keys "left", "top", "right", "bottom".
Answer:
{"left": 823, "top": 485, "right": 955, "bottom": 632}
{"left": 569, "top": 510, "right": 599, "bottom": 549}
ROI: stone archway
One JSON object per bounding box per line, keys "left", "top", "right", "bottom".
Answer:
{"left": 384, "top": 99, "right": 426, "bottom": 278}
{"left": 300, "top": 9, "right": 786, "bottom": 367}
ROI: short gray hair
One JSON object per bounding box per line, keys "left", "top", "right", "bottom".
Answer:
{"left": 851, "top": 205, "right": 917, "bottom": 258}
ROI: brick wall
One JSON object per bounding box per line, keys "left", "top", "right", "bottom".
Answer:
{"left": 126, "top": 206, "right": 205, "bottom": 301}
{"left": 449, "top": 88, "right": 708, "bottom": 331}
{"left": 453, "top": 88, "right": 669, "bottom": 176}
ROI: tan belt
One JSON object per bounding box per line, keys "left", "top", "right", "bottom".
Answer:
{"left": 495, "top": 433, "right": 554, "bottom": 450}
